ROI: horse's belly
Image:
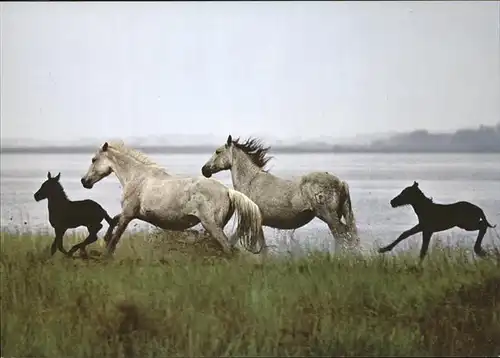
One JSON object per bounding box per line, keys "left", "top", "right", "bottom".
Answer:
{"left": 139, "top": 212, "right": 200, "bottom": 231}
{"left": 263, "top": 210, "right": 315, "bottom": 230}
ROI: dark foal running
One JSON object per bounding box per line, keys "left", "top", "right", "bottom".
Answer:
{"left": 34, "top": 172, "right": 118, "bottom": 258}
{"left": 378, "top": 181, "right": 496, "bottom": 262}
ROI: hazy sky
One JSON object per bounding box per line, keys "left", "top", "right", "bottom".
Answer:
{"left": 1, "top": 1, "right": 499, "bottom": 142}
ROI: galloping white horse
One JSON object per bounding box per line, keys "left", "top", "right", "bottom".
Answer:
{"left": 201, "top": 135, "right": 360, "bottom": 252}
{"left": 80, "top": 141, "right": 266, "bottom": 256}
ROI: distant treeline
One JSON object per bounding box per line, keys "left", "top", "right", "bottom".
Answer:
{"left": 365, "top": 123, "right": 500, "bottom": 153}
{"left": 2, "top": 123, "right": 500, "bottom": 154}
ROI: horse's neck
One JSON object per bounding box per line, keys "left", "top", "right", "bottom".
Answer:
{"left": 231, "top": 150, "right": 262, "bottom": 192}
{"left": 411, "top": 197, "right": 433, "bottom": 217}
{"left": 109, "top": 151, "right": 149, "bottom": 188}
{"left": 47, "top": 194, "right": 69, "bottom": 210}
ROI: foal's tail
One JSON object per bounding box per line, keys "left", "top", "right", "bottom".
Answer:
{"left": 227, "top": 189, "right": 266, "bottom": 254}
{"left": 481, "top": 211, "right": 496, "bottom": 228}
{"left": 340, "top": 181, "right": 359, "bottom": 241}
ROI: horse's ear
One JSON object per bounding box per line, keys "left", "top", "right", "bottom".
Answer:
{"left": 47, "top": 171, "right": 52, "bottom": 179}
{"left": 54, "top": 172, "right": 61, "bottom": 181}
{"left": 102, "top": 142, "right": 109, "bottom": 151}
{"left": 226, "top": 135, "right": 232, "bottom": 146}
{"left": 413, "top": 181, "right": 419, "bottom": 187}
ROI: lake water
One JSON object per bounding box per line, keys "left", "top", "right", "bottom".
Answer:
{"left": 1, "top": 152, "right": 499, "bottom": 252}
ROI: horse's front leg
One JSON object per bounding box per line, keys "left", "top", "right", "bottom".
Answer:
{"left": 378, "top": 224, "right": 422, "bottom": 253}
{"left": 105, "top": 215, "right": 133, "bottom": 257}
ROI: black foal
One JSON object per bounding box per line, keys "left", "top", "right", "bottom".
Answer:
{"left": 34, "top": 171, "right": 118, "bottom": 258}
{"left": 378, "top": 181, "right": 496, "bottom": 262}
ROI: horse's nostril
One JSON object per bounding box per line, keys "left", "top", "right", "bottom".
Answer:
{"left": 201, "top": 166, "right": 210, "bottom": 177}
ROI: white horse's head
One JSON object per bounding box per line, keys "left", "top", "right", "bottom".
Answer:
{"left": 202, "top": 135, "right": 272, "bottom": 178}
{"left": 81, "top": 142, "right": 113, "bottom": 189}
{"left": 201, "top": 135, "right": 234, "bottom": 178}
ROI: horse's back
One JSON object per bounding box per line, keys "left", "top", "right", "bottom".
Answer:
{"left": 74, "top": 198, "right": 104, "bottom": 208}
{"left": 71, "top": 199, "right": 107, "bottom": 217}
{"left": 139, "top": 175, "right": 230, "bottom": 211}
{"left": 299, "top": 171, "right": 345, "bottom": 199}
{"left": 145, "top": 175, "right": 227, "bottom": 194}
{"left": 429, "top": 201, "right": 485, "bottom": 227}
{"left": 192, "top": 177, "right": 233, "bottom": 198}
{"left": 301, "top": 171, "right": 343, "bottom": 184}
{"left": 440, "top": 200, "right": 482, "bottom": 212}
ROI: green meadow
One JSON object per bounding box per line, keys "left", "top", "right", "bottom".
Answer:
{"left": 1, "top": 230, "right": 499, "bottom": 357}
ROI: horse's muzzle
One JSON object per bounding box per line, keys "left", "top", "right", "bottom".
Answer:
{"left": 81, "top": 178, "right": 93, "bottom": 189}
{"left": 390, "top": 199, "right": 400, "bottom": 208}
{"left": 34, "top": 193, "right": 42, "bottom": 202}
{"left": 201, "top": 166, "right": 212, "bottom": 178}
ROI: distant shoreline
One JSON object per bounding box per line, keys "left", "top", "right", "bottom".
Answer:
{"left": 1, "top": 145, "right": 500, "bottom": 154}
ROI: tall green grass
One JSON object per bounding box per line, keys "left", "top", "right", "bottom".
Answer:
{"left": 1, "top": 230, "right": 499, "bottom": 357}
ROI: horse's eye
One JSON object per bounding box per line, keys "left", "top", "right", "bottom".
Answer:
{"left": 215, "top": 150, "right": 221, "bottom": 155}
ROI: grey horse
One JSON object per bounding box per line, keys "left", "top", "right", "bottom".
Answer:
{"left": 201, "top": 135, "right": 360, "bottom": 252}
{"left": 80, "top": 141, "right": 266, "bottom": 257}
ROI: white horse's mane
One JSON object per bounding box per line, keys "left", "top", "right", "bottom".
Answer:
{"left": 106, "top": 140, "right": 164, "bottom": 170}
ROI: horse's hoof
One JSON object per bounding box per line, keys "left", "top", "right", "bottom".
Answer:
{"left": 475, "top": 250, "right": 488, "bottom": 258}
{"left": 378, "top": 247, "right": 389, "bottom": 254}
{"left": 103, "top": 252, "right": 115, "bottom": 260}
{"left": 407, "top": 265, "right": 423, "bottom": 273}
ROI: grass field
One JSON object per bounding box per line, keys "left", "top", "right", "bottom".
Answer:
{"left": 1, "top": 230, "right": 500, "bottom": 357}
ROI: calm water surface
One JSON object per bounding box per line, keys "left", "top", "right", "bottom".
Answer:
{"left": 1, "top": 152, "right": 499, "bottom": 252}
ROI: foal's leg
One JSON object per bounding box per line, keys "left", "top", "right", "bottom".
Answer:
{"left": 103, "top": 214, "right": 120, "bottom": 245}
{"left": 458, "top": 220, "right": 488, "bottom": 257}
{"left": 473, "top": 224, "right": 488, "bottom": 257}
{"left": 51, "top": 228, "right": 67, "bottom": 256}
{"left": 106, "top": 215, "right": 133, "bottom": 256}
{"left": 68, "top": 223, "right": 103, "bottom": 258}
{"left": 419, "top": 231, "right": 433, "bottom": 263}
{"left": 378, "top": 224, "right": 422, "bottom": 253}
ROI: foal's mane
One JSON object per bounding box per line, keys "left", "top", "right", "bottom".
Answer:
{"left": 415, "top": 186, "right": 434, "bottom": 203}
{"left": 232, "top": 137, "right": 273, "bottom": 171}
{"left": 106, "top": 140, "right": 164, "bottom": 170}
{"left": 51, "top": 180, "right": 69, "bottom": 200}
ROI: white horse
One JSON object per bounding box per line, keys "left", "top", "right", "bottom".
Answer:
{"left": 80, "top": 141, "right": 266, "bottom": 257}
{"left": 201, "top": 135, "right": 360, "bottom": 252}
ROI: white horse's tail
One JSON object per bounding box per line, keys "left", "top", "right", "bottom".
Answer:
{"left": 227, "top": 189, "right": 266, "bottom": 254}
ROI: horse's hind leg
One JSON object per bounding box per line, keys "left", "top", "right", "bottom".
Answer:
{"left": 51, "top": 228, "right": 67, "bottom": 256}
{"left": 473, "top": 224, "right": 488, "bottom": 257}
{"left": 458, "top": 220, "right": 488, "bottom": 257}
{"left": 203, "top": 223, "right": 232, "bottom": 255}
{"left": 312, "top": 199, "right": 356, "bottom": 252}
{"left": 68, "top": 223, "right": 103, "bottom": 258}
{"left": 198, "top": 215, "right": 232, "bottom": 255}
{"left": 316, "top": 211, "right": 349, "bottom": 253}
{"left": 103, "top": 214, "right": 120, "bottom": 245}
